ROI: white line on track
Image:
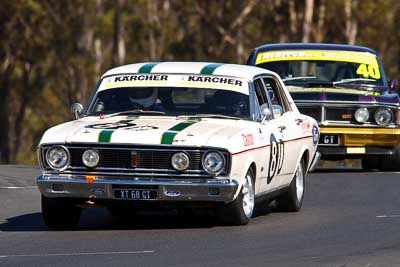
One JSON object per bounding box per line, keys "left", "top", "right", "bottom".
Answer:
{"left": 376, "top": 215, "right": 400, "bottom": 218}
{"left": 0, "top": 250, "right": 155, "bottom": 258}
{"left": 0, "top": 186, "right": 37, "bottom": 189}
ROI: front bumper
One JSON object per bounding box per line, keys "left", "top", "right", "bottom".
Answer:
{"left": 318, "top": 127, "right": 400, "bottom": 158}
{"left": 36, "top": 174, "right": 239, "bottom": 203}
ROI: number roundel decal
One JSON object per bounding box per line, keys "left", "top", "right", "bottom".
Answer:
{"left": 89, "top": 120, "right": 158, "bottom": 131}
{"left": 267, "top": 133, "right": 284, "bottom": 184}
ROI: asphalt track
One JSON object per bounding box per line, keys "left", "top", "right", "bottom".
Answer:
{"left": 0, "top": 165, "right": 399, "bottom": 267}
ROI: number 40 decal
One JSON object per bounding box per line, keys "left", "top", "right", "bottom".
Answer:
{"left": 356, "top": 64, "right": 381, "bottom": 79}
{"left": 267, "top": 133, "right": 285, "bottom": 184}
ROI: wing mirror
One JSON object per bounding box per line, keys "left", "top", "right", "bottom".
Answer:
{"left": 389, "top": 79, "right": 398, "bottom": 92}
{"left": 260, "top": 103, "right": 273, "bottom": 123}
{"left": 71, "top": 103, "right": 84, "bottom": 120}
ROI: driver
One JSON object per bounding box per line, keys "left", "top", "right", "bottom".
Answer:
{"left": 129, "top": 88, "right": 158, "bottom": 109}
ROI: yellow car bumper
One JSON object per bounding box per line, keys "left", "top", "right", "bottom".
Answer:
{"left": 318, "top": 127, "right": 400, "bottom": 158}
{"left": 320, "top": 127, "right": 400, "bottom": 147}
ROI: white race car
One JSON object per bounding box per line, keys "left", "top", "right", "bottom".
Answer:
{"left": 37, "top": 62, "right": 319, "bottom": 228}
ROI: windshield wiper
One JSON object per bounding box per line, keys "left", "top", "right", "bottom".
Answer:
{"left": 282, "top": 76, "right": 317, "bottom": 82}
{"left": 178, "top": 114, "right": 240, "bottom": 120}
{"left": 108, "top": 109, "right": 165, "bottom": 117}
{"left": 333, "top": 78, "right": 376, "bottom": 85}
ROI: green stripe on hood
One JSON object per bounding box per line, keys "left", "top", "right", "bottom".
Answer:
{"left": 98, "top": 130, "right": 114, "bottom": 142}
{"left": 161, "top": 120, "right": 199, "bottom": 144}
{"left": 138, "top": 62, "right": 159, "bottom": 73}
{"left": 200, "top": 63, "right": 224, "bottom": 75}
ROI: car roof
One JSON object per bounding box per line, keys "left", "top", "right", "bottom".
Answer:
{"left": 101, "top": 62, "right": 275, "bottom": 80}
{"left": 251, "top": 43, "right": 378, "bottom": 55}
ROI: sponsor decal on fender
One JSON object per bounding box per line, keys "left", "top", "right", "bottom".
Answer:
{"left": 312, "top": 125, "right": 319, "bottom": 146}
{"left": 242, "top": 133, "right": 254, "bottom": 146}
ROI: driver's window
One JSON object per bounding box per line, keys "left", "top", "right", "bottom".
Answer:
{"left": 253, "top": 78, "right": 273, "bottom": 121}
{"left": 262, "top": 77, "right": 291, "bottom": 117}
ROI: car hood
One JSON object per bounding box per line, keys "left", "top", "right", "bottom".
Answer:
{"left": 39, "top": 116, "right": 251, "bottom": 148}
{"left": 287, "top": 87, "right": 400, "bottom": 105}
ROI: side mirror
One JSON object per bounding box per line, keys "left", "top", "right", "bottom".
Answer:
{"left": 272, "top": 104, "right": 283, "bottom": 118}
{"left": 389, "top": 79, "right": 398, "bottom": 92}
{"left": 71, "top": 103, "right": 84, "bottom": 120}
{"left": 260, "top": 103, "right": 273, "bottom": 123}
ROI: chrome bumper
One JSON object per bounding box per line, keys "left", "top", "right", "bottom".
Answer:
{"left": 36, "top": 175, "right": 239, "bottom": 203}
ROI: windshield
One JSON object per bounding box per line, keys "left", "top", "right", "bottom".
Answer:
{"left": 87, "top": 87, "right": 250, "bottom": 119}
{"left": 255, "top": 50, "right": 386, "bottom": 88}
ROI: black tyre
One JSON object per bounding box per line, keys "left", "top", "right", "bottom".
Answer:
{"left": 361, "top": 157, "right": 381, "bottom": 171}
{"left": 380, "top": 146, "right": 400, "bottom": 171}
{"left": 41, "top": 195, "right": 81, "bottom": 230}
{"left": 218, "top": 167, "right": 255, "bottom": 225}
{"left": 276, "top": 158, "right": 305, "bottom": 212}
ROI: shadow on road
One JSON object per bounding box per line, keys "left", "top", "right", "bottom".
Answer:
{"left": 0, "top": 206, "right": 273, "bottom": 232}
{"left": 314, "top": 167, "right": 369, "bottom": 173}
{"left": 0, "top": 212, "right": 47, "bottom": 232}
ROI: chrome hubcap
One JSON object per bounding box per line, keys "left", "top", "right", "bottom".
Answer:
{"left": 296, "top": 162, "right": 304, "bottom": 202}
{"left": 242, "top": 172, "right": 255, "bottom": 218}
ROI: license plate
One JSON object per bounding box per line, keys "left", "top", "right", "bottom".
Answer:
{"left": 319, "top": 134, "right": 340, "bottom": 146}
{"left": 114, "top": 189, "right": 157, "bottom": 200}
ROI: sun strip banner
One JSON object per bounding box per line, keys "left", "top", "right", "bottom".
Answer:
{"left": 255, "top": 50, "right": 379, "bottom": 66}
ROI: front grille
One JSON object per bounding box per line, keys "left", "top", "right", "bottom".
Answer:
{"left": 40, "top": 145, "right": 230, "bottom": 177}
{"left": 297, "top": 104, "right": 398, "bottom": 126}
{"left": 298, "top": 107, "right": 322, "bottom": 122}
{"left": 325, "top": 107, "right": 356, "bottom": 122}
{"left": 68, "top": 148, "right": 202, "bottom": 170}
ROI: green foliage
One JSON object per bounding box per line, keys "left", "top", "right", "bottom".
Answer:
{"left": 0, "top": 0, "right": 399, "bottom": 164}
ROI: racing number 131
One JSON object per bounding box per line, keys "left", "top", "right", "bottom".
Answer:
{"left": 267, "top": 134, "right": 285, "bottom": 184}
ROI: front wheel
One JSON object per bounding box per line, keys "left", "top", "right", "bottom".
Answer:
{"left": 218, "top": 168, "right": 255, "bottom": 225}
{"left": 361, "top": 157, "right": 381, "bottom": 171}
{"left": 41, "top": 195, "right": 81, "bottom": 230}
{"left": 276, "top": 158, "right": 305, "bottom": 212}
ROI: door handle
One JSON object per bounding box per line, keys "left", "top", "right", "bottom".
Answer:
{"left": 278, "top": 126, "right": 286, "bottom": 132}
{"left": 295, "top": 118, "right": 303, "bottom": 125}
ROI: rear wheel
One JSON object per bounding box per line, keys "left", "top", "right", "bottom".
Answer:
{"left": 276, "top": 159, "right": 305, "bottom": 212}
{"left": 41, "top": 195, "right": 81, "bottom": 230}
{"left": 218, "top": 167, "right": 255, "bottom": 225}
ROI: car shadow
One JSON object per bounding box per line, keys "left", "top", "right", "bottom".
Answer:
{"left": 0, "top": 206, "right": 274, "bottom": 232}
{"left": 0, "top": 208, "right": 217, "bottom": 232}
{"left": 0, "top": 212, "right": 48, "bottom": 232}
{"left": 313, "top": 167, "right": 365, "bottom": 173}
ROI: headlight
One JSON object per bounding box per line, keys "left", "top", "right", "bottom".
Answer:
{"left": 171, "top": 152, "right": 190, "bottom": 171}
{"left": 202, "top": 151, "right": 225, "bottom": 175}
{"left": 82, "top": 149, "right": 100, "bottom": 168}
{"left": 374, "top": 108, "right": 393, "bottom": 126}
{"left": 46, "top": 146, "right": 69, "bottom": 171}
{"left": 354, "top": 107, "right": 369, "bottom": 123}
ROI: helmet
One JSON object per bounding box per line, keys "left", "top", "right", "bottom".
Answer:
{"left": 129, "top": 88, "right": 158, "bottom": 108}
